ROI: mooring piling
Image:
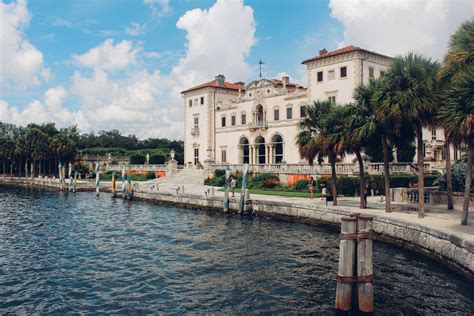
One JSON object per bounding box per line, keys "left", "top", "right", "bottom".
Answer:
{"left": 111, "top": 171, "right": 116, "bottom": 197}
{"left": 223, "top": 166, "right": 230, "bottom": 213}
{"left": 335, "top": 216, "right": 357, "bottom": 311}
{"left": 73, "top": 171, "right": 77, "bottom": 193}
{"left": 357, "top": 215, "right": 374, "bottom": 313}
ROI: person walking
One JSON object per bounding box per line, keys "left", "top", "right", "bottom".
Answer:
{"left": 309, "top": 176, "right": 316, "bottom": 199}
{"left": 230, "top": 176, "right": 236, "bottom": 197}
{"left": 321, "top": 183, "right": 327, "bottom": 200}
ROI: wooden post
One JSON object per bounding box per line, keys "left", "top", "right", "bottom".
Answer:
{"left": 73, "top": 171, "right": 77, "bottom": 193}
{"left": 335, "top": 216, "right": 357, "bottom": 311}
{"left": 239, "top": 164, "right": 249, "bottom": 214}
{"left": 245, "top": 189, "right": 252, "bottom": 213}
{"left": 224, "top": 166, "right": 230, "bottom": 213}
{"left": 357, "top": 215, "right": 374, "bottom": 313}
{"left": 111, "top": 171, "right": 116, "bottom": 198}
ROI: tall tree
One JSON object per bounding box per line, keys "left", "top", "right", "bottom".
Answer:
{"left": 438, "top": 65, "right": 474, "bottom": 225}
{"left": 378, "top": 53, "right": 439, "bottom": 218}
{"left": 438, "top": 19, "right": 474, "bottom": 211}
{"left": 0, "top": 135, "right": 15, "bottom": 177}
{"left": 296, "top": 100, "right": 345, "bottom": 205}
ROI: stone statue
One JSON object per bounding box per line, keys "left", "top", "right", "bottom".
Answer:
{"left": 146, "top": 153, "right": 150, "bottom": 164}
{"left": 170, "top": 149, "right": 176, "bottom": 161}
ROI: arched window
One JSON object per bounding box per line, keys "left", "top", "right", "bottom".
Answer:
{"left": 272, "top": 134, "right": 284, "bottom": 163}
{"left": 255, "top": 136, "right": 266, "bottom": 164}
{"left": 256, "top": 104, "right": 264, "bottom": 123}
{"left": 239, "top": 137, "right": 249, "bottom": 164}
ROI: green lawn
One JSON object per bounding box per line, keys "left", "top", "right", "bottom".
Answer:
{"left": 218, "top": 187, "right": 320, "bottom": 198}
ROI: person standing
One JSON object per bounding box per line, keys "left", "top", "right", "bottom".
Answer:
{"left": 230, "top": 176, "right": 236, "bottom": 197}
{"left": 309, "top": 176, "right": 316, "bottom": 199}
{"left": 321, "top": 183, "right": 327, "bottom": 200}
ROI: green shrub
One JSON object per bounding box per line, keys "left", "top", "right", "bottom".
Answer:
{"left": 145, "top": 171, "right": 156, "bottom": 180}
{"left": 369, "top": 174, "right": 440, "bottom": 194}
{"left": 397, "top": 143, "right": 416, "bottom": 162}
{"left": 327, "top": 176, "right": 360, "bottom": 196}
{"left": 294, "top": 179, "right": 309, "bottom": 191}
{"left": 249, "top": 173, "right": 280, "bottom": 189}
{"left": 149, "top": 154, "right": 166, "bottom": 164}
{"left": 215, "top": 169, "right": 226, "bottom": 177}
{"left": 434, "top": 159, "right": 473, "bottom": 193}
{"left": 129, "top": 153, "right": 146, "bottom": 164}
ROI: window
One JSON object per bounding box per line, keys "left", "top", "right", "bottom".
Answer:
{"left": 317, "top": 71, "right": 323, "bottom": 82}
{"left": 194, "top": 98, "right": 198, "bottom": 105}
{"left": 200, "top": 97, "right": 204, "bottom": 105}
{"left": 221, "top": 149, "right": 227, "bottom": 163}
{"left": 231, "top": 115, "right": 236, "bottom": 126}
{"left": 328, "top": 70, "right": 335, "bottom": 80}
{"left": 194, "top": 116, "right": 199, "bottom": 129}
{"left": 300, "top": 105, "right": 307, "bottom": 117}
{"left": 286, "top": 107, "right": 293, "bottom": 119}
{"left": 432, "top": 128, "right": 437, "bottom": 140}
{"left": 194, "top": 148, "right": 199, "bottom": 165}
{"left": 221, "top": 116, "right": 226, "bottom": 127}
{"left": 189, "top": 100, "right": 192, "bottom": 107}
{"left": 380, "top": 70, "right": 385, "bottom": 77}
{"left": 423, "top": 143, "right": 426, "bottom": 158}
{"left": 241, "top": 113, "right": 246, "bottom": 125}
{"left": 274, "top": 109, "right": 280, "bottom": 121}
{"left": 369, "top": 66, "right": 375, "bottom": 79}
{"left": 340, "top": 66, "right": 347, "bottom": 78}
{"left": 328, "top": 96, "right": 336, "bottom": 104}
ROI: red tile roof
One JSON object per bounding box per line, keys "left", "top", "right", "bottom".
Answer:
{"left": 181, "top": 80, "right": 245, "bottom": 94}
{"left": 301, "top": 45, "right": 392, "bottom": 64}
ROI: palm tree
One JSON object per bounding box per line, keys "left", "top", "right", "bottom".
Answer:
{"left": 438, "top": 65, "right": 474, "bottom": 225}
{"left": 350, "top": 79, "right": 394, "bottom": 212}
{"left": 23, "top": 128, "right": 49, "bottom": 177}
{"left": 378, "top": 53, "right": 439, "bottom": 218}
{"left": 0, "top": 136, "right": 15, "bottom": 177}
{"left": 296, "top": 100, "right": 345, "bottom": 205}
{"left": 439, "top": 19, "right": 474, "bottom": 211}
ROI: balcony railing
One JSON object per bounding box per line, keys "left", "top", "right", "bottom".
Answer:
{"left": 191, "top": 127, "right": 200, "bottom": 136}
{"left": 249, "top": 120, "right": 268, "bottom": 130}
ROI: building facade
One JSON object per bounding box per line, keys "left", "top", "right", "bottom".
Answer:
{"left": 182, "top": 46, "right": 455, "bottom": 168}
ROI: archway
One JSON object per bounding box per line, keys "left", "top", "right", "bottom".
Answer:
{"left": 255, "top": 136, "right": 266, "bottom": 164}
{"left": 256, "top": 104, "right": 264, "bottom": 123}
{"left": 239, "top": 137, "right": 250, "bottom": 164}
{"left": 272, "top": 134, "right": 284, "bottom": 163}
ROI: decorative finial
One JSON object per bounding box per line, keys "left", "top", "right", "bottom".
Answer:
{"left": 259, "top": 59, "right": 265, "bottom": 79}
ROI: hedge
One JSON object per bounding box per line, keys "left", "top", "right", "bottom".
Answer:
{"left": 129, "top": 154, "right": 146, "bottom": 164}
{"left": 149, "top": 154, "right": 166, "bottom": 164}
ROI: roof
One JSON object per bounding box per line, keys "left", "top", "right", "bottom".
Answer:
{"left": 301, "top": 45, "right": 392, "bottom": 64}
{"left": 181, "top": 80, "right": 245, "bottom": 94}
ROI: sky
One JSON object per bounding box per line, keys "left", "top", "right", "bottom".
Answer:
{"left": 1, "top": 0, "right": 473, "bottom": 140}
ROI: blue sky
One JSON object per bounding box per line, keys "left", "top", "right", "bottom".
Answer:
{"left": 1, "top": 0, "right": 472, "bottom": 139}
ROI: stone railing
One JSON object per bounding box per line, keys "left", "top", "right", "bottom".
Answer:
{"left": 248, "top": 121, "right": 268, "bottom": 130}
{"left": 105, "top": 164, "right": 168, "bottom": 172}
{"left": 209, "top": 162, "right": 432, "bottom": 176}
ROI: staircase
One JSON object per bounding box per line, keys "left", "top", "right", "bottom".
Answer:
{"left": 156, "top": 169, "right": 207, "bottom": 185}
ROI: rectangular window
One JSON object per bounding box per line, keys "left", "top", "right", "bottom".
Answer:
{"left": 340, "top": 66, "right": 347, "bottom": 78}
{"left": 241, "top": 113, "right": 246, "bottom": 125}
{"left": 221, "top": 149, "right": 227, "bottom": 163}
{"left": 369, "top": 66, "right": 375, "bottom": 79}
{"left": 200, "top": 97, "right": 204, "bottom": 105}
{"left": 194, "top": 116, "right": 199, "bottom": 129}
{"left": 300, "top": 105, "right": 307, "bottom": 117}
{"left": 380, "top": 70, "right": 385, "bottom": 77}
{"left": 231, "top": 115, "right": 236, "bottom": 126}
{"left": 221, "top": 116, "right": 226, "bottom": 127}
{"left": 432, "top": 128, "right": 437, "bottom": 140}
{"left": 194, "top": 148, "right": 199, "bottom": 165}
{"left": 328, "top": 96, "right": 336, "bottom": 104}
{"left": 189, "top": 100, "right": 192, "bottom": 107}
{"left": 286, "top": 107, "right": 293, "bottom": 119}
{"left": 328, "top": 70, "right": 335, "bottom": 80}
{"left": 317, "top": 71, "right": 323, "bottom": 82}
{"left": 274, "top": 109, "right": 280, "bottom": 121}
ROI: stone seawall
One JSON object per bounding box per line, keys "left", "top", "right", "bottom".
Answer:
{"left": 1, "top": 177, "right": 473, "bottom": 277}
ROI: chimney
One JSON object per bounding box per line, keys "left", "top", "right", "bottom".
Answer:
{"left": 319, "top": 48, "right": 328, "bottom": 55}
{"left": 282, "top": 76, "right": 289, "bottom": 89}
{"left": 215, "top": 74, "right": 225, "bottom": 87}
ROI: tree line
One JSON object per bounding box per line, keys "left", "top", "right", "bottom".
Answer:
{"left": 296, "top": 20, "right": 473, "bottom": 225}
{"left": 0, "top": 122, "right": 184, "bottom": 178}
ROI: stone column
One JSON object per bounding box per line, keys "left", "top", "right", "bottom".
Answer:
{"left": 269, "top": 145, "right": 274, "bottom": 164}
{"left": 264, "top": 111, "right": 267, "bottom": 124}
{"left": 265, "top": 145, "right": 269, "bottom": 164}
{"left": 250, "top": 146, "right": 254, "bottom": 164}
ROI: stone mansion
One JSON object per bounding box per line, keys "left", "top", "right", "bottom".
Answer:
{"left": 182, "top": 46, "right": 458, "bottom": 168}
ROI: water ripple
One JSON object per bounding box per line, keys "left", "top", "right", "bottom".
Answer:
{"left": 0, "top": 185, "right": 473, "bottom": 314}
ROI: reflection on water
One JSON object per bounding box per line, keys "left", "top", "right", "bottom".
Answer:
{"left": 0, "top": 185, "right": 473, "bottom": 314}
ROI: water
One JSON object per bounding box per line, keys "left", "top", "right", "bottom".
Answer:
{"left": 0, "top": 185, "right": 473, "bottom": 314}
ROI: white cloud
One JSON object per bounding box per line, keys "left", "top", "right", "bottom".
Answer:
{"left": 0, "top": 0, "right": 51, "bottom": 90}
{"left": 144, "top": 0, "right": 172, "bottom": 19}
{"left": 126, "top": 22, "right": 146, "bottom": 36}
{"left": 172, "top": 0, "right": 256, "bottom": 87}
{"left": 0, "top": 86, "right": 77, "bottom": 128}
{"left": 329, "top": 0, "right": 474, "bottom": 60}
{"left": 72, "top": 39, "right": 139, "bottom": 71}
{"left": 2, "top": 0, "right": 256, "bottom": 140}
